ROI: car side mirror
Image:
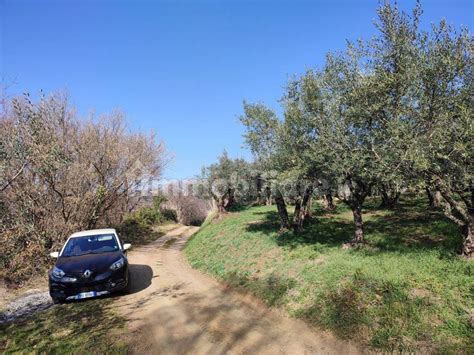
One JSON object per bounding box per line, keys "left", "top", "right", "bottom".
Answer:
{"left": 123, "top": 243, "right": 131, "bottom": 251}
{"left": 50, "top": 251, "right": 59, "bottom": 258}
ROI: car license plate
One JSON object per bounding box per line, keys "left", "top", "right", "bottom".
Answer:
{"left": 77, "top": 291, "right": 96, "bottom": 299}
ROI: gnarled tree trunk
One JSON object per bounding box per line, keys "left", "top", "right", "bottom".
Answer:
{"left": 425, "top": 187, "right": 441, "bottom": 209}
{"left": 305, "top": 196, "right": 313, "bottom": 218}
{"left": 265, "top": 186, "right": 272, "bottom": 206}
{"left": 274, "top": 188, "right": 290, "bottom": 230}
{"left": 339, "top": 176, "right": 371, "bottom": 246}
{"left": 379, "top": 184, "right": 401, "bottom": 209}
{"left": 435, "top": 182, "right": 473, "bottom": 258}
{"left": 293, "top": 185, "right": 313, "bottom": 232}
{"left": 461, "top": 222, "right": 474, "bottom": 257}
{"left": 322, "top": 194, "right": 336, "bottom": 211}
{"left": 350, "top": 201, "right": 364, "bottom": 243}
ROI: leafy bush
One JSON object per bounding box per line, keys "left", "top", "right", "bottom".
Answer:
{"left": 115, "top": 214, "right": 162, "bottom": 246}
{"left": 135, "top": 207, "right": 162, "bottom": 226}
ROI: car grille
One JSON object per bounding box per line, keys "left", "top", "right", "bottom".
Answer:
{"left": 69, "top": 271, "right": 96, "bottom": 280}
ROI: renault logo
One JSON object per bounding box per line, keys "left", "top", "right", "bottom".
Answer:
{"left": 83, "top": 269, "right": 92, "bottom": 278}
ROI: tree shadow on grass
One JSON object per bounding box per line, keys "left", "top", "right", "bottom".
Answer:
{"left": 363, "top": 210, "right": 461, "bottom": 255}
{"left": 246, "top": 204, "right": 461, "bottom": 256}
{"left": 227, "top": 204, "right": 251, "bottom": 212}
{"left": 247, "top": 210, "right": 353, "bottom": 249}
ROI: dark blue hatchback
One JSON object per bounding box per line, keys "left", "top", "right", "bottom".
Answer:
{"left": 48, "top": 229, "right": 131, "bottom": 303}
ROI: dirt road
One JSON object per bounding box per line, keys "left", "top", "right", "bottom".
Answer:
{"left": 118, "top": 226, "right": 362, "bottom": 354}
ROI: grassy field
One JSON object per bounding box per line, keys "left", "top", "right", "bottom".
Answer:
{"left": 185, "top": 196, "right": 474, "bottom": 352}
{"left": 0, "top": 297, "right": 126, "bottom": 354}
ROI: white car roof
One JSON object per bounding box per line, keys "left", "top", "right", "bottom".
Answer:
{"left": 69, "top": 228, "right": 117, "bottom": 238}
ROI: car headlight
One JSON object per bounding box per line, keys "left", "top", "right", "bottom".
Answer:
{"left": 52, "top": 266, "right": 65, "bottom": 279}
{"left": 110, "top": 257, "right": 124, "bottom": 270}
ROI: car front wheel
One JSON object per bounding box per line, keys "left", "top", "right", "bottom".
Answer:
{"left": 51, "top": 296, "right": 63, "bottom": 304}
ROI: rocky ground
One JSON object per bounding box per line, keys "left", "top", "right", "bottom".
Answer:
{"left": 0, "top": 289, "right": 53, "bottom": 324}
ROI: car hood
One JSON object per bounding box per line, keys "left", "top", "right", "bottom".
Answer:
{"left": 55, "top": 251, "right": 123, "bottom": 273}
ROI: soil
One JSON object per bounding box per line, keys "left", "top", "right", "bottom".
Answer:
{"left": 118, "top": 226, "right": 362, "bottom": 354}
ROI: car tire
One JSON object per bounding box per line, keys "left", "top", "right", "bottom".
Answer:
{"left": 122, "top": 269, "right": 131, "bottom": 294}
{"left": 51, "top": 296, "right": 63, "bottom": 304}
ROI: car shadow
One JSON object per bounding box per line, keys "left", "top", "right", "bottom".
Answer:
{"left": 126, "top": 264, "right": 153, "bottom": 294}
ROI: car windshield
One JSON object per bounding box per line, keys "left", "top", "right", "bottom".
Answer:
{"left": 62, "top": 234, "right": 119, "bottom": 256}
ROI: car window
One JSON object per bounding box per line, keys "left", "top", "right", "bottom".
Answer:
{"left": 62, "top": 234, "right": 119, "bottom": 256}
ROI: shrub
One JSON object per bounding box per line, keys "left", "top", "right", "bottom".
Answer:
{"left": 161, "top": 208, "right": 178, "bottom": 222}
{"left": 174, "top": 196, "right": 209, "bottom": 226}
{"left": 135, "top": 207, "right": 162, "bottom": 226}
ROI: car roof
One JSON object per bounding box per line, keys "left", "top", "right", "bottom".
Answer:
{"left": 69, "top": 228, "right": 117, "bottom": 238}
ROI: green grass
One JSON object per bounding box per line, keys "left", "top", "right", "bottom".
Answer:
{"left": 185, "top": 196, "right": 474, "bottom": 352}
{"left": 0, "top": 297, "right": 127, "bottom": 354}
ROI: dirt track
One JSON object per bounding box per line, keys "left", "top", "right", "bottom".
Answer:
{"left": 118, "top": 226, "right": 362, "bottom": 354}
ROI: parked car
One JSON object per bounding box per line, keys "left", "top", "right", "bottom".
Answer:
{"left": 48, "top": 228, "right": 131, "bottom": 303}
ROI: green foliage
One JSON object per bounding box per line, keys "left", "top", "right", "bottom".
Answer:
{"left": 115, "top": 200, "right": 172, "bottom": 245}
{"left": 115, "top": 217, "right": 156, "bottom": 246}
{"left": 135, "top": 206, "right": 162, "bottom": 226}
{"left": 185, "top": 197, "right": 474, "bottom": 352}
{"left": 152, "top": 195, "right": 167, "bottom": 211}
{"left": 202, "top": 150, "right": 258, "bottom": 210}
{"left": 239, "top": 102, "right": 280, "bottom": 168}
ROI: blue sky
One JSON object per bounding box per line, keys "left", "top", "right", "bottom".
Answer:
{"left": 1, "top": 0, "right": 472, "bottom": 179}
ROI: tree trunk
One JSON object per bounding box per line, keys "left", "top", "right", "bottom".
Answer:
{"left": 322, "top": 194, "right": 335, "bottom": 211}
{"left": 212, "top": 192, "right": 227, "bottom": 215}
{"left": 217, "top": 201, "right": 226, "bottom": 214}
{"left": 265, "top": 186, "right": 272, "bottom": 206}
{"left": 274, "top": 188, "right": 290, "bottom": 230}
{"left": 305, "top": 196, "right": 312, "bottom": 218}
{"left": 435, "top": 181, "right": 472, "bottom": 258}
{"left": 350, "top": 202, "right": 364, "bottom": 243}
{"left": 461, "top": 222, "right": 474, "bottom": 258}
{"left": 223, "top": 188, "right": 235, "bottom": 210}
{"left": 340, "top": 176, "right": 370, "bottom": 245}
{"left": 425, "top": 187, "right": 441, "bottom": 209}
{"left": 293, "top": 185, "right": 312, "bottom": 233}
{"left": 293, "top": 197, "right": 302, "bottom": 232}
{"left": 379, "top": 185, "right": 400, "bottom": 209}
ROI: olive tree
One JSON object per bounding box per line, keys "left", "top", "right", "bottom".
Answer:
{"left": 289, "top": 2, "right": 420, "bottom": 244}
{"left": 409, "top": 20, "right": 473, "bottom": 257}
{"left": 202, "top": 150, "right": 254, "bottom": 213}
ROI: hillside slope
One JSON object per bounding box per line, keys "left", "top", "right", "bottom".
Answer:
{"left": 185, "top": 198, "right": 474, "bottom": 352}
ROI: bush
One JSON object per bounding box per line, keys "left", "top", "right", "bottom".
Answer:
{"left": 115, "top": 214, "right": 162, "bottom": 246}
{"left": 135, "top": 207, "right": 162, "bottom": 225}
{"left": 161, "top": 208, "right": 178, "bottom": 222}
{"left": 175, "top": 196, "right": 209, "bottom": 226}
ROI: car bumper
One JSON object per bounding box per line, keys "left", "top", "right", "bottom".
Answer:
{"left": 49, "top": 266, "right": 128, "bottom": 301}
